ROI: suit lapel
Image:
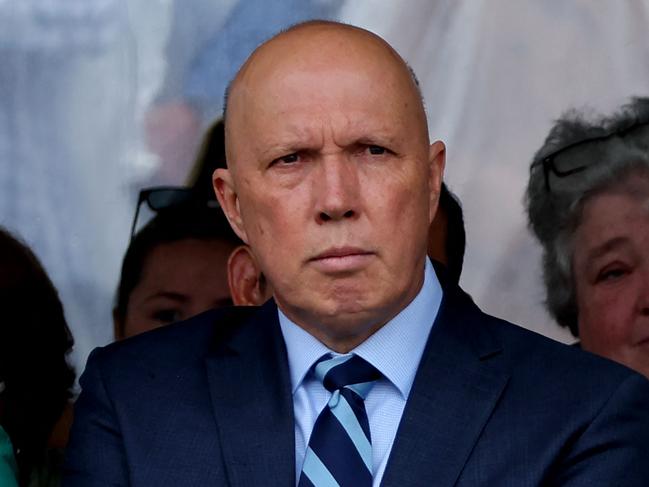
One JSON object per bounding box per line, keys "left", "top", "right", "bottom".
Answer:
{"left": 205, "top": 301, "right": 295, "bottom": 487}
{"left": 381, "top": 285, "right": 510, "bottom": 487}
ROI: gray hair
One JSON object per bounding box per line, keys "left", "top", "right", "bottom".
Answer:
{"left": 525, "top": 97, "right": 649, "bottom": 336}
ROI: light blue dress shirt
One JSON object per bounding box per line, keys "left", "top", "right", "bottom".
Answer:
{"left": 278, "top": 258, "right": 443, "bottom": 486}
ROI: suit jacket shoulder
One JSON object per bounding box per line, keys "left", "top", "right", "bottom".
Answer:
{"left": 64, "top": 301, "right": 295, "bottom": 487}
{"left": 64, "top": 284, "right": 649, "bottom": 487}
{"left": 380, "top": 278, "right": 649, "bottom": 487}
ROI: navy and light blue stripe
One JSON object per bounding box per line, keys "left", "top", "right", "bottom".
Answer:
{"left": 298, "top": 354, "right": 382, "bottom": 487}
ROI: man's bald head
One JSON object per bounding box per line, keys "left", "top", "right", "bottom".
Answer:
{"left": 213, "top": 19, "right": 445, "bottom": 351}
{"left": 223, "top": 21, "right": 427, "bottom": 165}
{"left": 222, "top": 22, "right": 424, "bottom": 117}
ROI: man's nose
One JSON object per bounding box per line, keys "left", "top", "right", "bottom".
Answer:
{"left": 314, "top": 156, "right": 360, "bottom": 224}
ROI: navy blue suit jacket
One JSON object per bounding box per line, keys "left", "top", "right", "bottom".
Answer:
{"left": 64, "top": 279, "right": 649, "bottom": 486}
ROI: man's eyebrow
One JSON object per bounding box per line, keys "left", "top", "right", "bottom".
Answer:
{"left": 256, "top": 126, "right": 400, "bottom": 158}
{"left": 353, "top": 134, "right": 400, "bottom": 146}
{"left": 258, "top": 142, "right": 306, "bottom": 160}
{"left": 257, "top": 133, "right": 323, "bottom": 158}
{"left": 585, "top": 236, "right": 631, "bottom": 266}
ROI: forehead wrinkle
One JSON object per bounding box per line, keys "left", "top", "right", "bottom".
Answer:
{"left": 578, "top": 192, "right": 649, "bottom": 268}
{"left": 584, "top": 237, "right": 632, "bottom": 265}
{"left": 330, "top": 118, "right": 400, "bottom": 149}
{"left": 274, "top": 83, "right": 410, "bottom": 147}
{"left": 265, "top": 113, "right": 400, "bottom": 157}
{"left": 260, "top": 111, "right": 328, "bottom": 148}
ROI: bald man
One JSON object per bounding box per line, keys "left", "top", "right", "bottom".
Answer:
{"left": 64, "top": 22, "right": 649, "bottom": 486}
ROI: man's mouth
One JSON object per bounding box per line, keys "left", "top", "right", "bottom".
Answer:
{"left": 309, "top": 247, "right": 375, "bottom": 273}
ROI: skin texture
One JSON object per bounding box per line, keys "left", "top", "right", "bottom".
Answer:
{"left": 115, "top": 239, "right": 234, "bottom": 339}
{"left": 573, "top": 172, "right": 649, "bottom": 379}
{"left": 214, "top": 22, "right": 445, "bottom": 352}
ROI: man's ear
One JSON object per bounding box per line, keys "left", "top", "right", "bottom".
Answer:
{"left": 227, "top": 245, "right": 267, "bottom": 306}
{"left": 428, "top": 140, "right": 446, "bottom": 224}
{"left": 213, "top": 167, "right": 249, "bottom": 243}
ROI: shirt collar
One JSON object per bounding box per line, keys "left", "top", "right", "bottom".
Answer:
{"left": 278, "top": 258, "right": 443, "bottom": 399}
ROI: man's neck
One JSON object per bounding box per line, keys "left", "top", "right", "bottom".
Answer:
{"left": 276, "top": 263, "right": 429, "bottom": 352}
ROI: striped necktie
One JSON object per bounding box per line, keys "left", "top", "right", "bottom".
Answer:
{"left": 298, "top": 354, "right": 382, "bottom": 487}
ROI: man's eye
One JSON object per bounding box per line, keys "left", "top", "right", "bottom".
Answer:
{"left": 272, "top": 153, "right": 299, "bottom": 165}
{"left": 368, "top": 145, "right": 386, "bottom": 155}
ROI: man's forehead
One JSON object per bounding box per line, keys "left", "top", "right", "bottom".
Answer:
{"left": 253, "top": 115, "right": 401, "bottom": 153}
{"left": 230, "top": 74, "right": 416, "bottom": 157}
{"left": 224, "top": 21, "right": 427, "bottom": 164}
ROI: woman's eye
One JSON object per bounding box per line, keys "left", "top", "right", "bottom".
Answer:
{"left": 368, "top": 145, "right": 386, "bottom": 155}
{"left": 597, "top": 267, "right": 628, "bottom": 283}
{"left": 152, "top": 309, "right": 181, "bottom": 324}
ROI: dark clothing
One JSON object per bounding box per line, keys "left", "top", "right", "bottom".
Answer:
{"left": 64, "top": 277, "right": 649, "bottom": 486}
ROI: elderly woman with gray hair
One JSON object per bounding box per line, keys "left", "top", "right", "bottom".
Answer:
{"left": 526, "top": 97, "right": 649, "bottom": 379}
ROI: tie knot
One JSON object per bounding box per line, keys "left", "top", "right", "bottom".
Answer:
{"left": 314, "top": 354, "right": 382, "bottom": 399}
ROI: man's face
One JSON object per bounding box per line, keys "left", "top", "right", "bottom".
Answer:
{"left": 216, "top": 26, "right": 444, "bottom": 349}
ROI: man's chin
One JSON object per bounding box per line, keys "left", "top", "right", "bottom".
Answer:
{"left": 306, "top": 311, "right": 387, "bottom": 353}
{"left": 274, "top": 284, "right": 399, "bottom": 344}
{"left": 303, "top": 298, "right": 390, "bottom": 337}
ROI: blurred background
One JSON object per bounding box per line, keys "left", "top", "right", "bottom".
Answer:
{"left": 1, "top": 0, "right": 648, "bottom": 372}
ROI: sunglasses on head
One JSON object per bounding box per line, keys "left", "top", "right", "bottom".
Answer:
{"left": 531, "top": 119, "right": 649, "bottom": 192}
{"left": 130, "top": 186, "right": 219, "bottom": 241}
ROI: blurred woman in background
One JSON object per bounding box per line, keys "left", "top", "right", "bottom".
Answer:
{"left": 114, "top": 202, "right": 242, "bottom": 339}
{"left": 114, "top": 117, "right": 245, "bottom": 339}
{"left": 0, "top": 227, "right": 75, "bottom": 486}
{"left": 526, "top": 97, "right": 649, "bottom": 378}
